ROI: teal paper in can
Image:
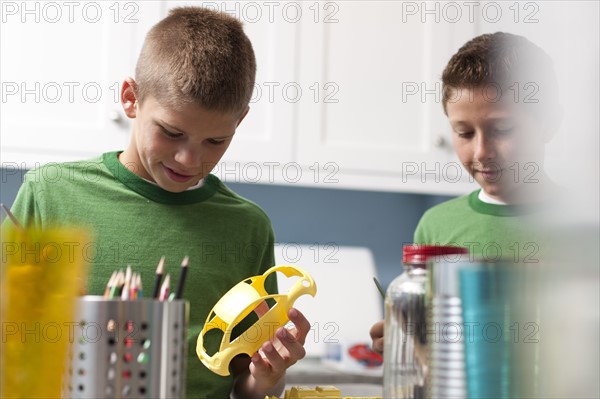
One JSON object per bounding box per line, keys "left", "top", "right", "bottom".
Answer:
{"left": 459, "top": 262, "right": 538, "bottom": 399}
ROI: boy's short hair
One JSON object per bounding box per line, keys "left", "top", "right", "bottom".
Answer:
{"left": 441, "top": 32, "right": 559, "bottom": 117}
{"left": 135, "top": 6, "right": 256, "bottom": 113}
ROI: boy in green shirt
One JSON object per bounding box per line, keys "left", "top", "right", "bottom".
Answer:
{"left": 6, "top": 7, "right": 309, "bottom": 399}
{"left": 371, "top": 32, "right": 559, "bottom": 353}
{"left": 413, "top": 32, "right": 559, "bottom": 258}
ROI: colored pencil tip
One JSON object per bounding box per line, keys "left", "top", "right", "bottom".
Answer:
{"left": 181, "top": 256, "right": 189, "bottom": 267}
{"left": 156, "top": 256, "right": 165, "bottom": 274}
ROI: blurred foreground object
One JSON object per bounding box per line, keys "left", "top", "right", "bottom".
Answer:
{"left": 1, "top": 224, "right": 90, "bottom": 398}
{"left": 537, "top": 225, "right": 600, "bottom": 398}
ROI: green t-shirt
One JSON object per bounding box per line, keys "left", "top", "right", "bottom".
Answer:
{"left": 7, "top": 152, "right": 277, "bottom": 398}
{"left": 414, "top": 190, "right": 545, "bottom": 263}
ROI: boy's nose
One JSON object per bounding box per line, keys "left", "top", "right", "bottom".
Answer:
{"left": 174, "top": 148, "right": 202, "bottom": 171}
{"left": 473, "top": 134, "right": 495, "bottom": 163}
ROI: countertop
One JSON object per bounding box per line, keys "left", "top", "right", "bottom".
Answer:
{"left": 282, "top": 384, "right": 383, "bottom": 397}
{"left": 285, "top": 357, "right": 383, "bottom": 385}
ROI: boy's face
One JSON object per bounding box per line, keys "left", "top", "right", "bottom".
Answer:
{"left": 121, "top": 93, "right": 247, "bottom": 193}
{"left": 446, "top": 87, "right": 545, "bottom": 203}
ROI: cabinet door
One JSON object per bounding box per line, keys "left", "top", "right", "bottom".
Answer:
{"left": 0, "top": 2, "right": 162, "bottom": 168}
{"left": 295, "top": 1, "right": 479, "bottom": 193}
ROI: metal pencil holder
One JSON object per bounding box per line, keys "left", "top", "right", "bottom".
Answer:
{"left": 65, "top": 296, "right": 189, "bottom": 399}
{"left": 427, "top": 255, "right": 470, "bottom": 399}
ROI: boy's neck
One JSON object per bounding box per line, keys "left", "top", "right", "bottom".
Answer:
{"left": 481, "top": 172, "right": 556, "bottom": 206}
{"left": 141, "top": 175, "right": 205, "bottom": 190}
{"left": 478, "top": 190, "right": 507, "bottom": 205}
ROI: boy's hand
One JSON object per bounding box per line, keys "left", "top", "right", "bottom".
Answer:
{"left": 231, "top": 308, "right": 311, "bottom": 399}
{"left": 370, "top": 320, "right": 384, "bottom": 355}
{"left": 250, "top": 308, "right": 309, "bottom": 381}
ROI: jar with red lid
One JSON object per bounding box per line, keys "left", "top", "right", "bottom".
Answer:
{"left": 383, "top": 245, "right": 468, "bottom": 399}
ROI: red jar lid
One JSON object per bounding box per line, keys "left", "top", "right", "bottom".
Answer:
{"left": 403, "top": 244, "right": 468, "bottom": 264}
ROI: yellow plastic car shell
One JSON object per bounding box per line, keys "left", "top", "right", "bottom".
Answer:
{"left": 196, "top": 265, "right": 317, "bottom": 376}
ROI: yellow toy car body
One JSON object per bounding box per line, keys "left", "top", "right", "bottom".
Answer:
{"left": 197, "top": 265, "right": 317, "bottom": 376}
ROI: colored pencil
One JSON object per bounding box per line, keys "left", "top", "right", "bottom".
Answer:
{"left": 109, "top": 270, "right": 124, "bottom": 299}
{"left": 1, "top": 203, "right": 25, "bottom": 232}
{"left": 174, "top": 256, "right": 189, "bottom": 300}
{"left": 136, "top": 273, "right": 143, "bottom": 299}
{"left": 373, "top": 277, "right": 386, "bottom": 299}
{"left": 152, "top": 256, "right": 165, "bottom": 299}
{"left": 103, "top": 271, "right": 117, "bottom": 299}
{"left": 159, "top": 274, "right": 170, "bottom": 301}
{"left": 121, "top": 265, "right": 132, "bottom": 300}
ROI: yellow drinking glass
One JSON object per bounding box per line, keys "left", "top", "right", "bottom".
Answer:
{"left": 1, "top": 224, "right": 90, "bottom": 398}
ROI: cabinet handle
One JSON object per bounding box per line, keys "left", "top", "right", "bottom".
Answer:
{"left": 109, "top": 110, "right": 123, "bottom": 123}
{"left": 434, "top": 136, "right": 446, "bottom": 148}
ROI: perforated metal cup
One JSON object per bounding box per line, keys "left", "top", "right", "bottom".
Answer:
{"left": 427, "top": 254, "right": 473, "bottom": 399}
{"left": 65, "top": 296, "right": 189, "bottom": 398}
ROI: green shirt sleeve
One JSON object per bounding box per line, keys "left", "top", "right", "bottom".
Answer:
{"left": 413, "top": 213, "right": 429, "bottom": 244}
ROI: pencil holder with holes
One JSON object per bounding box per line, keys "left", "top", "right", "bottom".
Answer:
{"left": 65, "top": 296, "right": 189, "bottom": 399}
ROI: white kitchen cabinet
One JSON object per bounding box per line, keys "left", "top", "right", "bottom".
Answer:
{"left": 0, "top": 2, "right": 163, "bottom": 168}
{"left": 293, "top": 1, "right": 478, "bottom": 194}
{"left": 0, "top": 1, "right": 297, "bottom": 174}
{"left": 1, "top": 1, "right": 483, "bottom": 195}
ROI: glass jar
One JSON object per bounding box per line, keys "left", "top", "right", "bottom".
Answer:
{"left": 383, "top": 245, "right": 468, "bottom": 399}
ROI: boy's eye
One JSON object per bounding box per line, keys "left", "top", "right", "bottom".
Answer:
{"left": 456, "top": 131, "right": 474, "bottom": 139}
{"left": 160, "top": 127, "right": 182, "bottom": 139}
{"left": 207, "top": 138, "right": 227, "bottom": 145}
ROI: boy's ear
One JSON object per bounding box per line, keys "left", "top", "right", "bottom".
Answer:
{"left": 542, "top": 104, "right": 563, "bottom": 143}
{"left": 121, "top": 78, "right": 139, "bottom": 118}
{"left": 236, "top": 106, "right": 250, "bottom": 127}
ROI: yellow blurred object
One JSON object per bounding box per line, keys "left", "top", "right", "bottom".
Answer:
{"left": 197, "top": 265, "right": 316, "bottom": 376}
{"left": 264, "top": 385, "right": 382, "bottom": 399}
{"left": 1, "top": 224, "right": 90, "bottom": 398}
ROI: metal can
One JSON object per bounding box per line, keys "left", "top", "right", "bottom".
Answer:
{"left": 383, "top": 245, "right": 468, "bottom": 399}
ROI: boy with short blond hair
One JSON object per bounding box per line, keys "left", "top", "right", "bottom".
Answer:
{"left": 134, "top": 7, "right": 256, "bottom": 112}
{"left": 8, "top": 7, "right": 309, "bottom": 399}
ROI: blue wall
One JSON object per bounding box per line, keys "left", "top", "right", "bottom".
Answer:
{"left": 1, "top": 168, "right": 453, "bottom": 289}
{"left": 1, "top": 168, "right": 28, "bottom": 206}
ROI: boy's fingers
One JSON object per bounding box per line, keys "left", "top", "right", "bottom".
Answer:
{"left": 259, "top": 341, "right": 285, "bottom": 372}
{"left": 370, "top": 320, "right": 385, "bottom": 354}
{"left": 287, "top": 308, "right": 311, "bottom": 345}
{"left": 250, "top": 352, "right": 270, "bottom": 375}
{"left": 370, "top": 320, "right": 384, "bottom": 339}
{"left": 276, "top": 328, "right": 306, "bottom": 362}
{"left": 373, "top": 337, "right": 384, "bottom": 355}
